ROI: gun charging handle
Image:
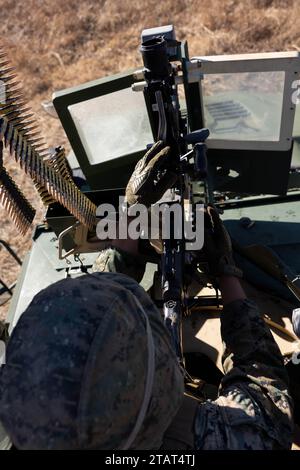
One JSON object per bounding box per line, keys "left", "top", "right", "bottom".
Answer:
{"left": 185, "top": 128, "right": 210, "bottom": 145}
{"left": 183, "top": 128, "right": 210, "bottom": 179}
{"left": 194, "top": 143, "right": 208, "bottom": 179}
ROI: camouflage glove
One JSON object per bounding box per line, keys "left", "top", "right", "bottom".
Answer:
{"left": 203, "top": 205, "right": 242, "bottom": 279}
{"left": 125, "top": 141, "right": 177, "bottom": 207}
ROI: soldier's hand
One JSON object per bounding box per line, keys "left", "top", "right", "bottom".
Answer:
{"left": 203, "top": 205, "right": 242, "bottom": 279}
{"left": 125, "top": 141, "right": 177, "bottom": 207}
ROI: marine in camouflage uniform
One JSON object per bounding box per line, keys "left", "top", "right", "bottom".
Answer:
{"left": 0, "top": 141, "right": 294, "bottom": 449}
{"left": 92, "top": 247, "right": 294, "bottom": 450}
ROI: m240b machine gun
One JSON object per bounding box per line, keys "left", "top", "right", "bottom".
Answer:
{"left": 135, "top": 28, "right": 212, "bottom": 363}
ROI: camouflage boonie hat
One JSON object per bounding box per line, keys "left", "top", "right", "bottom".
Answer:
{"left": 0, "top": 272, "right": 184, "bottom": 449}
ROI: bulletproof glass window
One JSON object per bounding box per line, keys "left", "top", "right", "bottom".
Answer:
{"left": 68, "top": 87, "right": 152, "bottom": 165}
{"left": 187, "top": 52, "right": 300, "bottom": 194}
{"left": 53, "top": 71, "right": 154, "bottom": 189}
{"left": 202, "top": 71, "right": 285, "bottom": 143}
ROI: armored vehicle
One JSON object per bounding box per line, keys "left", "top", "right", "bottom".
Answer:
{"left": 0, "top": 25, "right": 299, "bottom": 449}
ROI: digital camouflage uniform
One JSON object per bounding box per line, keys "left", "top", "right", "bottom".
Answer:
{"left": 92, "top": 248, "right": 294, "bottom": 450}
{"left": 0, "top": 247, "right": 294, "bottom": 449}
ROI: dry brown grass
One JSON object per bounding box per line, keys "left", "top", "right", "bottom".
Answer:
{"left": 1, "top": 0, "right": 300, "bottom": 319}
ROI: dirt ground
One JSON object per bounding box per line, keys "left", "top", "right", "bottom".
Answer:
{"left": 1, "top": 0, "right": 300, "bottom": 319}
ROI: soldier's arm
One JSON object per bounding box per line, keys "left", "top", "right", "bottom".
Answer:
{"left": 92, "top": 218, "right": 147, "bottom": 282}
{"left": 194, "top": 275, "right": 294, "bottom": 450}
{"left": 92, "top": 245, "right": 146, "bottom": 283}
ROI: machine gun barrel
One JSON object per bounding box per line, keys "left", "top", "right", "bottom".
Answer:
{"left": 140, "top": 36, "right": 170, "bottom": 80}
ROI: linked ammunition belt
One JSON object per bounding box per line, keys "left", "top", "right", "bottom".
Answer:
{"left": 0, "top": 49, "right": 97, "bottom": 234}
